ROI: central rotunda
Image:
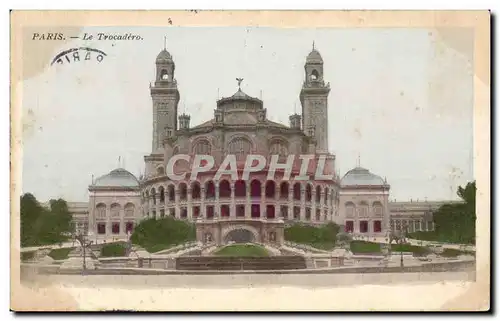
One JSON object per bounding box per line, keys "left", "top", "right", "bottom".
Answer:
{"left": 141, "top": 44, "right": 338, "bottom": 246}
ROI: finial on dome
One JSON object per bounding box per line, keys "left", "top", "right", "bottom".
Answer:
{"left": 356, "top": 153, "right": 361, "bottom": 167}
{"left": 236, "top": 77, "right": 244, "bottom": 90}
{"left": 164, "top": 35, "right": 167, "bottom": 50}
{"left": 312, "top": 41, "right": 315, "bottom": 50}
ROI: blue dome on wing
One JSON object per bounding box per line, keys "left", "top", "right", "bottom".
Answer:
{"left": 341, "top": 167, "right": 385, "bottom": 187}
{"left": 93, "top": 168, "right": 139, "bottom": 187}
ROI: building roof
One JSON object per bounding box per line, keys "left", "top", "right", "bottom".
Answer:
{"left": 156, "top": 49, "right": 173, "bottom": 63}
{"left": 306, "top": 49, "right": 323, "bottom": 64}
{"left": 93, "top": 168, "right": 139, "bottom": 188}
{"left": 191, "top": 115, "right": 288, "bottom": 129}
{"left": 340, "top": 167, "right": 386, "bottom": 187}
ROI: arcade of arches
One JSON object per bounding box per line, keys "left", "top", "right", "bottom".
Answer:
{"left": 142, "top": 178, "right": 337, "bottom": 223}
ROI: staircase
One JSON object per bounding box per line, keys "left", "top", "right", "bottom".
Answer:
{"left": 176, "top": 256, "right": 306, "bottom": 271}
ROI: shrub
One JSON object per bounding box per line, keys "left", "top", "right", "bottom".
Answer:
{"left": 284, "top": 222, "right": 340, "bottom": 250}
{"left": 130, "top": 217, "right": 196, "bottom": 253}
{"left": 100, "top": 242, "right": 127, "bottom": 257}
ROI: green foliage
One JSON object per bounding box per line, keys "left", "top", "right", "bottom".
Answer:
{"left": 284, "top": 222, "right": 340, "bottom": 250}
{"left": 215, "top": 244, "right": 269, "bottom": 257}
{"left": 48, "top": 247, "right": 73, "bottom": 260}
{"left": 350, "top": 241, "right": 432, "bottom": 256}
{"left": 350, "top": 241, "right": 382, "bottom": 253}
{"left": 20, "top": 193, "right": 74, "bottom": 247}
{"left": 391, "top": 243, "right": 432, "bottom": 257}
{"left": 100, "top": 242, "right": 127, "bottom": 257}
{"left": 410, "top": 181, "right": 476, "bottom": 245}
{"left": 20, "top": 251, "right": 35, "bottom": 261}
{"left": 130, "top": 217, "right": 196, "bottom": 253}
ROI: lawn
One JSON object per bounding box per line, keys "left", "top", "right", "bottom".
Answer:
{"left": 100, "top": 242, "right": 128, "bottom": 257}
{"left": 48, "top": 247, "right": 73, "bottom": 260}
{"left": 214, "top": 244, "right": 269, "bottom": 257}
{"left": 350, "top": 241, "right": 432, "bottom": 256}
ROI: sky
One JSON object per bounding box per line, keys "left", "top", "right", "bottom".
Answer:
{"left": 21, "top": 26, "right": 474, "bottom": 202}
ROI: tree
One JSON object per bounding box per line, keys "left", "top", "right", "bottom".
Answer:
{"left": 20, "top": 193, "right": 44, "bottom": 246}
{"left": 432, "top": 181, "right": 476, "bottom": 244}
{"left": 20, "top": 193, "right": 74, "bottom": 246}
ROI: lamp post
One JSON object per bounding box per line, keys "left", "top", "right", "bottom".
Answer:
{"left": 75, "top": 230, "right": 93, "bottom": 273}
{"left": 399, "top": 223, "right": 408, "bottom": 269}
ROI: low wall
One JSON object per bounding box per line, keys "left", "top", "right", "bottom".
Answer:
{"left": 20, "top": 258, "right": 475, "bottom": 276}
{"left": 176, "top": 256, "right": 307, "bottom": 271}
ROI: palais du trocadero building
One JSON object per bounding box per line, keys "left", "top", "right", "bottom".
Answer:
{"left": 78, "top": 45, "right": 439, "bottom": 245}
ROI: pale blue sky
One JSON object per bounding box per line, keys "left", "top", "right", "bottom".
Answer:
{"left": 22, "top": 27, "right": 474, "bottom": 202}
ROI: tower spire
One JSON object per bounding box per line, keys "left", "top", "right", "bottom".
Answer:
{"left": 356, "top": 153, "right": 361, "bottom": 167}
{"left": 164, "top": 35, "right": 167, "bottom": 50}
{"left": 312, "top": 41, "right": 315, "bottom": 50}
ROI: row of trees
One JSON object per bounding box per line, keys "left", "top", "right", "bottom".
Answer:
{"left": 409, "top": 181, "right": 476, "bottom": 244}
{"left": 20, "top": 193, "right": 73, "bottom": 247}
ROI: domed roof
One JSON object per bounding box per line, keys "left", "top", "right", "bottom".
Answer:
{"left": 306, "top": 49, "right": 323, "bottom": 64}
{"left": 156, "top": 49, "right": 173, "bottom": 63}
{"left": 340, "top": 167, "right": 385, "bottom": 187}
{"left": 231, "top": 88, "right": 253, "bottom": 99}
{"left": 93, "top": 168, "right": 139, "bottom": 188}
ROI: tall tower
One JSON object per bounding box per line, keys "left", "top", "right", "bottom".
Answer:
{"left": 150, "top": 44, "right": 180, "bottom": 152}
{"left": 300, "top": 43, "right": 331, "bottom": 154}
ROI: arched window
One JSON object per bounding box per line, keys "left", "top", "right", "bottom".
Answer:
{"left": 269, "top": 140, "right": 288, "bottom": 156}
{"left": 194, "top": 139, "right": 212, "bottom": 155}
{"left": 110, "top": 203, "right": 121, "bottom": 218}
{"left": 219, "top": 180, "right": 231, "bottom": 198}
{"left": 191, "top": 182, "right": 201, "bottom": 200}
{"left": 250, "top": 180, "right": 261, "bottom": 198}
{"left": 150, "top": 188, "right": 156, "bottom": 205}
{"left": 179, "top": 183, "right": 187, "bottom": 201}
{"left": 124, "top": 203, "right": 135, "bottom": 217}
{"left": 324, "top": 187, "right": 329, "bottom": 205}
{"left": 358, "top": 201, "right": 369, "bottom": 217}
{"left": 158, "top": 186, "right": 165, "bottom": 203}
{"left": 293, "top": 183, "right": 301, "bottom": 201}
{"left": 228, "top": 137, "right": 252, "bottom": 160}
{"left": 160, "top": 70, "right": 169, "bottom": 80}
{"left": 305, "top": 184, "right": 312, "bottom": 202}
{"left": 234, "top": 180, "right": 246, "bottom": 198}
{"left": 310, "top": 69, "right": 319, "bottom": 81}
{"left": 315, "top": 186, "right": 322, "bottom": 203}
{"left": 96, "top": 203, "right": 106, "bottom": 218}
{"left": 373, "top": 201, "right": 384, "bottom": 216}
{"left": 205, "top": 181, "right": 215, "bottom": 199}
{"left": 280, "top": 182, "right": 289, "bottom": 199}
{"left": 345, "top": 202, "right": 355, "bottom": 218}
{"left": 167, "top": 185, "right": 175, "bottom": 201}
{"left": 265, "top": 181, "right": 276, "bottom": 199}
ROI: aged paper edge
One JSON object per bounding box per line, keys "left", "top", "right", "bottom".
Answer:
{"left": 9, "top": 10, "right": 490, "bottom": 311}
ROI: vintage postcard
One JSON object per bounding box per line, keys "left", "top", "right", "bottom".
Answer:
{"left": 10, "top": 10, "right": 490, "bottom": 311}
